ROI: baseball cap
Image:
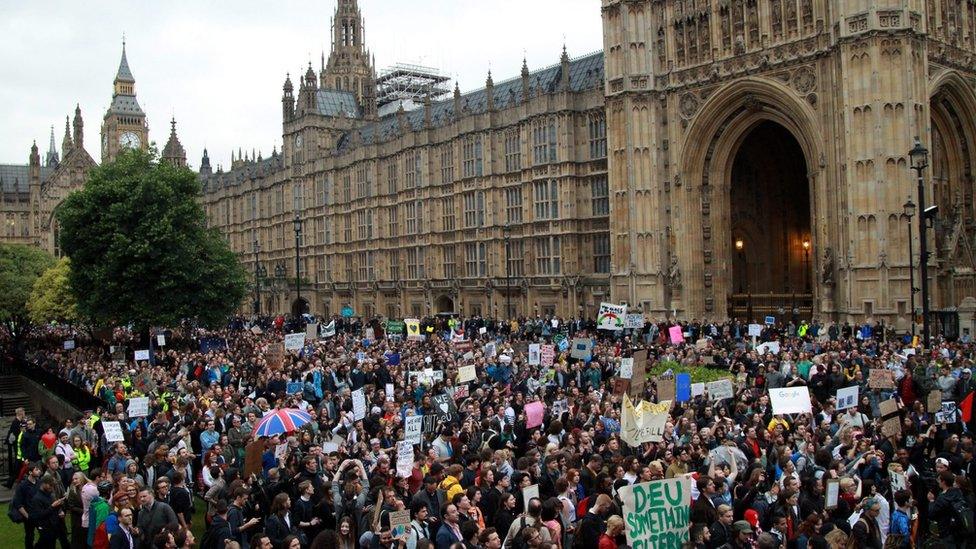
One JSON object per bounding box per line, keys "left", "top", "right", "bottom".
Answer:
{"left": 936, "top": 457, "right": 950, "bottom": 468}
{"left": 732, "top": 520, "right": 753, "bottom": 534}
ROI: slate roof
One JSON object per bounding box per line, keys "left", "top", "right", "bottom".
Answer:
{"left": 315, "top": 90, "right": 361, "bottom": 118}
{"left": 0, "top": 164, "right": 53, "bottom": 194}
{"left": 116, "top": 45, "right": 135, "bottom": 82}
{"left": 108, "top": 94, "right": 144, "bottom": 116}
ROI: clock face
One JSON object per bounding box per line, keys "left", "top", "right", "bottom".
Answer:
{"left": 120, "top": 131, "right": 141, "bottom": 149}
{"left": 295, "top": 134, "right": 303, "bottom": 149}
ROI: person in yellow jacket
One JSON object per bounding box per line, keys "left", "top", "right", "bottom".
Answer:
{"left": 70, "top": 435, "right": 91, "bottom": 475}
{"left": 439, "top": 464, "right": 465, "bottom": 503}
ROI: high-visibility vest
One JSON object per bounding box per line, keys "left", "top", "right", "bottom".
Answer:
{"left": 88, "top": 414, "right": 100, "bottom": 429}
{"left": 73, "top": 445, "right": 90, "bottom": 472}
{"left": 16, "top": 431, "right": 23, "bottom": 460}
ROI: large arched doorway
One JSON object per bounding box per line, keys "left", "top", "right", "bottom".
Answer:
{"left": 729, "top": 121, "right": 812, "bottom": 317}
{"left": 434, "top": 295, "right": 454, "bottom": 314}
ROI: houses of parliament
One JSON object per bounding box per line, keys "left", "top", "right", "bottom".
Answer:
{"left": 7, "top": 0, "right": 976, "bottom": 331}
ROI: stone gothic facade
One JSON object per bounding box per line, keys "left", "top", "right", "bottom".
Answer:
{"left": 202, "top": 0, "right": 976, "bottom": 328}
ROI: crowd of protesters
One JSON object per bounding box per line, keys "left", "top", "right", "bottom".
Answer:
{"left": 4, "top": 313, "right": 976, "bottom": 549}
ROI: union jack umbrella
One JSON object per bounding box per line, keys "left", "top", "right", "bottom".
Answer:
{"left": 252, "top": 408, "right": 312, "bottom": 437}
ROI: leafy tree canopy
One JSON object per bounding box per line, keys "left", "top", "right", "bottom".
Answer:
{"left": 28, "top": 257, "right": 79, "bottom": 325}
{"left": 0, "top": 243, "right": 56, "bottom": 337}
{"left": 57, "top": 149, "right": 248, "bottom": 331}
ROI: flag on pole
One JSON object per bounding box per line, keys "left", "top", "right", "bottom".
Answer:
{"left": 961, "top": 391, "right": 974, "bottom": 422}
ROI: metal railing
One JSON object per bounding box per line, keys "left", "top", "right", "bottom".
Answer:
{"left": 729, "top": 293, "right": 814, "bottom": 322}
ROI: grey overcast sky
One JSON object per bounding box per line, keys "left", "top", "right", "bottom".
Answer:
{"left": 1, "top": 0, "right": 603, "bottom": 172}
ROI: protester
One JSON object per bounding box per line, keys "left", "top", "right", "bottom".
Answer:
{"left": 4, "top": 313, "right": 971, "bottom": 549}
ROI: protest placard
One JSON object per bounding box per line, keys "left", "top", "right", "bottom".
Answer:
{"left": 306, "top": 323, "right": 319, "bottom": 341}
{"left": 657, "top": 377, "right": 676, "bottom": 402}
{"left": 570, "top": 338, "right": 593, "bottom": 360}
{"left": 457, "top": 365, "right": 476, "bottom": 384}
{"left": 620, "top": 478, "right": 691, "bottom": 547}
{"left": 103, "top": 421, "right": 125, "bottom": 442}
{"left": 625, "top": 314, "right": 646, "bottom": 330}
{"left": 525, "top": 402, "right": 545, "bottom": 429}
{"left": 691, "top": 383, "right": 705, "bottom": 397}
{"left": 748, "top": 324, "right": 763, "bottom": 337}
{"left": 385, "top": 383, "right": 395, "bottom": 401}
{"left": 134, "top": 349, "right": 150, "bottom": 362}
{"left": 404, "top": 415, "right": 422, "bottom": 444}
{"left": 405, "top": 319, "right": 422, "bottom": 340}
{"left": 284, "top": 333, "right": 305, "bottom": 351}
{"left": 629, "top": 350, "right": 648, "bottom": 399}
{"left": 522, "top": 484, "right": 540, "bottom": 511}
{"left": 621, "top": 395, "right": 672, "bottom": 445}
{"left": 275, "top": 443, "right": 289, "bottom": 460}
{"left": 619, "top": 358, "right": 634, "bottom": 380}
{"left": 675, "top": 373, "right": 691, "bottom": 402}
{"left": 668, "top": 326, "right": 684, "bottom": 344}
{"left": 868, "top": 369, "right": 895, "bottom": 389}
{"left": 825, "top": 479, "right": 840, "bottom": 509}
{"left": 936, "top": 401, "right": 957, "bottom": 424}
{"left": 927, "top": 391, "right": 942, "bottom": 413}
{"left": 127, "top": 397, "right": 149, "bottom": 418}
{"left": 706, "top": 379, "right": 734, "bottom": 401}
{"left": 321, "top": 321, "right": 336, "bottom": 338}
{"left": 540, "top": 345, "right": 554, "bottom": 367}
{"left": 63, "top": 339, "right": 75, "bottom": 350}
{"left": 266, "top": 343, "right": 285, "bottom": 369}
{"left": 756, "top": 341, "right": 780, "bottom": 355}
{"left": 528, "top": 344, "right": 541, "bottom": 366}
{"left": 390, "top": 510, "right": 411, "bottom": 538}
{"left": 768, "top": 387, "right": 813, "bottom": 415}
{"left": 286, "top": 382, "right": 303, "bottom": 395}
{"left": 133, "top": 371, "right": 156, "bottom": 394}
{"left": 598, "top": 303, "right": 627, "bottom": 331}
{"left": 352, "top": 389, "right": 366, "bottom": 420}
{"left": 836, "top": 386, "right": 859, "bottom": 411}
{"left": 485, "top": 342, "right": 497, "bottom": 358}
{"left": 397, "top": 441, "right": 413, "bottom": 477}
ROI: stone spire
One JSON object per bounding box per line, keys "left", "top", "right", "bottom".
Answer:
{"left": 559, "top": 44, "right": 571, "bottom": 91}
{"left": 61, "top": 116, "right": 72, "bottom": 159}
{"left": 161, "top": 118, "right": 187, "bottom": 168}
{"left": 45, "top": 125, "right": 59, "bottom": 167}
{"left": 486, "top": 70, "right": 495, "bottom": 111}
{"left": 72, "top": 104, "right": 84, "bottom": 149}
{"left": 521, "top": 57, "right": 531, "bottom": 101}
{"left": 199, "top": 148, "right": 212, "bottom": 176}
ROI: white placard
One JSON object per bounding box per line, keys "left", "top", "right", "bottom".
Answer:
{"left": 769, "top": 386, "right": 813, "bottom": 415}
{"left": 748, "top": 324, "right": 763, "bottom": 337}
{"left": 479, "top": 327, "right": 487, "bottom": 335}
{"left": 134, "top": 349, "right": 150, "bottom": 362}
{"left": 63, "top": 340, "right": 75, "bottom": 350}
{"left": 598, "top": 302, "right": 627, "bottom": 331}
{"left": 462, "top": 351, "right": 474, "bottom": 361}
{"left": 157, "top": 334, "right": 166, "bottom": 347}
{"left": 322, "top": 442, "right": 340, "bottom": 453}
{"left": 404, "top": 415, "right": 423, "bottom": 445}
{"left": 385, "top": 383, "right": 395, "bottom": 401}
{"left": 352, "top": 389, "right": 366, "bottom": 420}
{"left": 458, "top": 365, "right": 476, "bottom": 384}
{"left": 624, "top": 314, "right": 646, "bottom": 329}
{"left": 619, "top": 358, "right": 634, "bottom": 380}
{"left": 485, "top": 342, "right": 497, "bottom": 358}
{"left": 522, "top": 484, "right": 540, "bottom": 511}
{"left": 756, "top": 341, "right": 781, "bottom": 355}
{"left": 706, "top": 379, "right": 734, "bottom": 400}
{"left": 835, "top": 386, "right": 859, "bottom": 411}
{"left": 396, "top": 441, "right": 414, "bottom": 478}
{"left": 103, "top": 421, "right": 125, "bottom": 442}
{"left": 691, "top": 382, "right": 705, "bottom": 397}
{"left": 284, "top": 332, "right": 305, "bottom": 351}
{"left": 528, "top": 344, "right": 541, "bottom": 366}
{"left": 275, "top": 443, "right": 289, "bottom": 459}
{"left": 127, "top": 397, "right": 149, "bottom": 418}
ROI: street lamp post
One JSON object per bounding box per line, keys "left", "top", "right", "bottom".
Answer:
{"left": 274, "top": 263, "right": 285, "bottom": 314}
{"left": 903, "top": 198, "right": 917, "bottom": 337}
{"left": 293, "top": 213, "right": 303, "bottom": 317}
{"left": 253, "top": 240, "right": 261, "bottom": 315}
{"left": 735, "top": 239, "right": 745, "bottom": 293}
{"left": 909, "top": 137, "right": 932, "bottom": 348}
{"left": 503, "top": 223, "right": 511, "bottom": 319}
{"left": 802, "top": 240, "right": 811, "bottom": 292}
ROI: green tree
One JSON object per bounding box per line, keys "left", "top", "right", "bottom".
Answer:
{"left": 0, "top": 243, "right": 56, "bottom": 339}
{"left": 57, "top": 149, "right": 247, "bottom": 332}
{"left": 28, "top": 257, "right": 79, "bottom": 324}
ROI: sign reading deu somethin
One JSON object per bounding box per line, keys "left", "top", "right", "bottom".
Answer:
{"left": 619, "top": 477, "right": 691, "bottom": 549}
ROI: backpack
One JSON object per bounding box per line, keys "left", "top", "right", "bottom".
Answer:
{"left": 953, "top": 500, "right": 976, "bottom": 537}
{"left": 575, "top": 496, "right": 589, "bottom": 519}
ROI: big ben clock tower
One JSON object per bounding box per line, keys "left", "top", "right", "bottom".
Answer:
{"left": 101, "top": 41, "right": 148, "bottom": 162}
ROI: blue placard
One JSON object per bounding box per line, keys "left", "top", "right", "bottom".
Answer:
{"left": 286, "top": 382, "right": 303, "bottom": 394}
{"left": 557, "top": 338, "right": 569, "bottom": 352}
{"left": 385, "top": 352, "right": 401, "bottom": 366}
{"left": 764, "top": 316, "right": 775, "bottom": 326}
{"left": 341, "top": 306, "right": 354, "bottom": 318}
{"left": 676, "top": 373, "right": 692, "bottom": 402}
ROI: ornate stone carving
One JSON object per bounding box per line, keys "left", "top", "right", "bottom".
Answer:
{"left": 847, "top": 15, "right": 868, "bottom": 33}
{"left": 821, "top": 248, "right": 835, "bottom": 287}
{"left": 792, "top": 66, "right": 816, "bottom": 94}
{"left": 679, "top": 92, "right": 700, "bottom": 118}
{"left": 667, "top": 257, "right": 683, "bottom": 289}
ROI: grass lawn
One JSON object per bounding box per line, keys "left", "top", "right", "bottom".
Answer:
{"left": 0, "top": 496, "right": 209, "bottom": 546}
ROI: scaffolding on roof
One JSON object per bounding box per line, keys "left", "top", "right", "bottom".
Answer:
{"left": 376, "top": 62, "right": 451, "bottom": 109}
